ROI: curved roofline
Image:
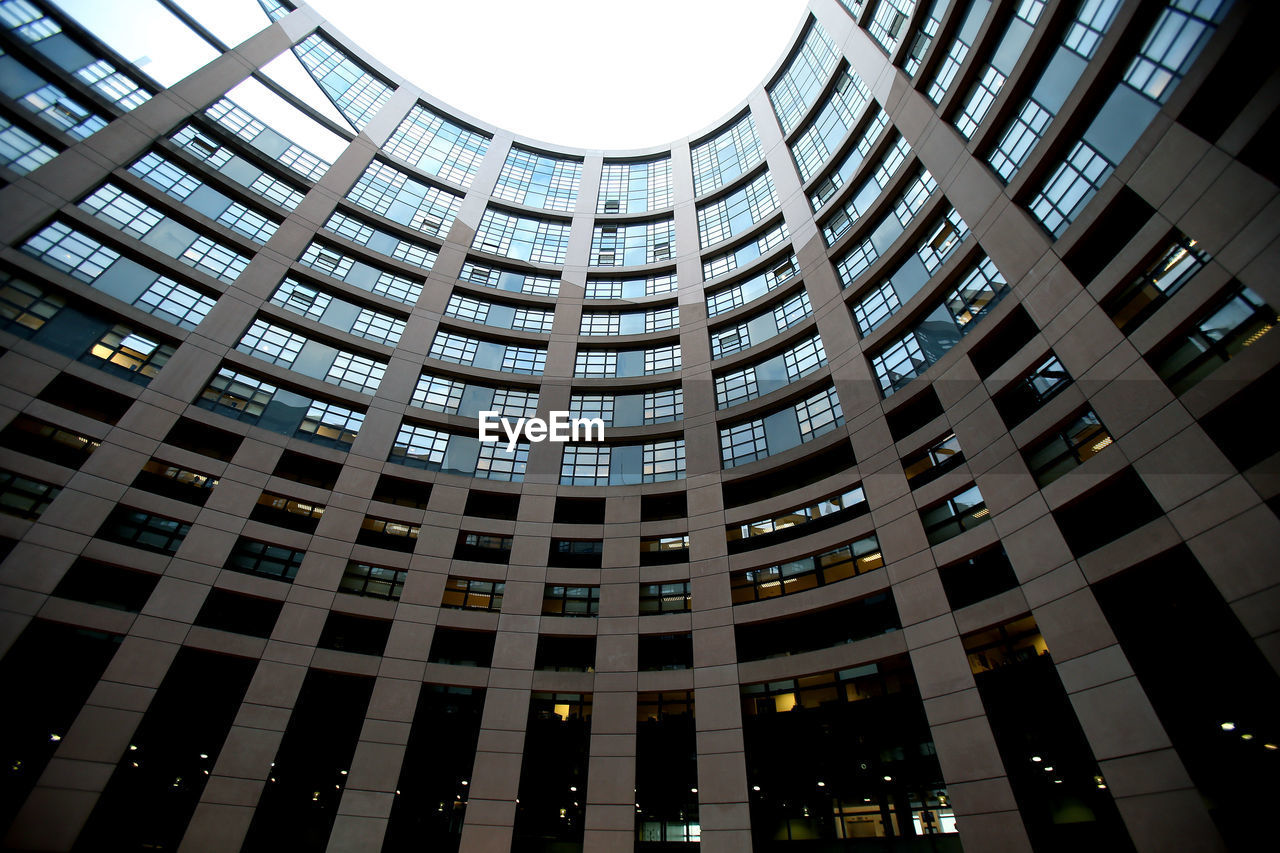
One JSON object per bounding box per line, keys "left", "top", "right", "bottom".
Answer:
{"left": 288, "top": 0, "right": 817, "bottom": 158}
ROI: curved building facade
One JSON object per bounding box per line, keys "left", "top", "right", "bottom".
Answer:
{"left": 0, "top": 0, "right": 1277, "bottom": 851}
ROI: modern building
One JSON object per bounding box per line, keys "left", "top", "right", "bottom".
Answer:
{"left": 0, "top": 0, "right": 1276, "bottom": 850}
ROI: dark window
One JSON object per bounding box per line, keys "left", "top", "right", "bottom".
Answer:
{"left": 453, "top": 532, "right": 512, "bottom": 564}
{"left": 641, "top": 491, "right": 686, "bottom": 521}
{"left": 727, "top": 486, "right": 869, "bottom": 552}
{"left": 920, "top": 485, "right": 990, "bottom": 545}
{"left": 1094, "top": 546, "right": 1280, "bottom": 852}
{"left": 542, "top": 585, "right": 599, "bottom": 617}
{"left": 163, "top": 417, "right": 242, "bottom": 461}
{"left": 241, "top": 670, "right": 375, "bottom": 852}
{"left": 639, "top": 633, "right": 692, "bottom": 671}
{"left": 338, "top": 561, "right": 406, "bottom": 600}
{"left": 1023, "top": 409, "right": 1114, "bottom": 486}
{"left": 938, "top": 546, "right": 1019, "bottom": 610}
{"left": 0, "top": 620, "right": 121, "bottom": 831}
{"left": 427, "top": 628, "right": 495, "bottom": 667}
{"left": 993, "top": 354, "right": 1072, "bottom": 428}
{"left": 0, "top": 470, "right": 61, "bottom": 521}
{"left": 249, "top": 491, "right": 325, "bottom": 533}
{"left": 639, "top": 534, "right": 689, "bottom": 565}
{"left": 735, "top": 593, "right": 899, "bottom": 661}
{"left": 223, "top": 537, "right": 304, "bottom": 582}
{"left": 534, "top": 635, "right": 597, "bottom": 671}
{"left": 885, "top": 386, "right": 944, "bottom": 441}
{"left": 441, "top": 577, "right": 504, "bottom": 611}
{"left": 730, "top": 535, "right": 884, "bottom": 604}
{"left": 722, "top": 442, "right": 857, "bottom": 507}
{"left": 1197, "top": 365, "right": 1280, "bottom": 471}
{"left": 37, "top": 374, "right": 132, "bottom": 424}
{"left": 963, "top": 617, "right": 1136, "bottom": 852}
{"left": 554, "top": 497, "right": 605, "bottom": 524}
{"left": 1062, "top": 187, "right": 1154, "bottom": 285}
{"left": 0, "top": 416, "right": 100, "bottom": 469}
{"left": 383, "top": 685, "right": 485, "bottom": 851}
{"left": 902, "top": 433, "right": 965, "bottom": 488}
{"left": 639, "top": 581, "right": 691, "bottom": 614}
{"left": 513, "top": 693, "right": 591, "bottom": 845}
{"left": 549, "top": 538, "right": 603, "bottom": 568}
{"left": 356, "top": 516, "right": 419, "bottom": 552}
{"left": 1052, "top": 469, "right": 1164, "bottom": 557}
{"left": 317, "top": 612, "right": 391, "bottom": 656}
{"left": 968, "top": 303, "right": 1039, "bottom": 380}
{"left": 739, "top": 657, "right": 947, "bottom": 845}
{"left": 463, "top": 490, "right": 519, "bottom": 519}
{"left": 131, "top": 459, "right": 219, "bottom": 505}
{"left": 96, "top": 506, "right": 190, "bottom": 554}
{"left": 1147, "top": 283, "right": 1277, "bottom": 395}
{"left": 273, "top": 451, "right": 341, "bottom": 489}
{"left": 70, "top": 648, "right": 256, "bottom": 853}
{"left": 51, "top": 558, "right": 158, "bottom": 612}
{"left": 194, "top": 588, "right": 282, "bottom": 638}
{"left": 371, "top": 474, "right": 430, "bottom": 508}
{"left": 1101, "top": 233, "right": 1208, "bottom": 333}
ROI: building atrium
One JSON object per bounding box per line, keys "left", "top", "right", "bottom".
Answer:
{"left": 0, "top": 0, "right": 1277, "bottom": 851}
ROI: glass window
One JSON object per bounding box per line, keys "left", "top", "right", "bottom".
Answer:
{"left": 385, "top": 103, "right": 490, "bottom": 187}
{"left": 598, "top": 157, "right": 672, "bottom": 213}
{"left": 443, "top": 577, "right": 506, "bottom": 611}
{"left": 291, "top": 33, "right": 393, "bottom": 130}
{"left": 590, "top": 218, "right": 675, "bottom": 266}
{"left": 1024, "top": 410, "right": 1113, "bottom": 486}
{"left": 921, "top": 485, "right": 990, "bottom": 545}
{"left": 769, "top": 20, "right": 841, "bottom": 135}
{"left": 561, "top": 444, "right": 611, "bottom": 486}
{"left": 493, "top": 146, "right": 582, "bottom": 212}
{"left": 346, "top": 160, "right": 462, "bottom": 238}
{"left": 473, "top": 207, "right": 570, "bottom": 265}
{"left": 1149, "top": 284, "right": 1278, "bottom": 395}
{"left": 691, "top": 114, "right": 764, "bottom": 196}
{"left": 791, "top": 67, "right": 873, "bottom": 182}
{"left": 0, "top": 469, "right": 61, "bottom": 520}
{"left": 340, "top": 561, "right": 407, "bottom": 600}
{"left": 643, "top": 439, "right": 685, "bottom": 483}
{"left": 696, "top": 172, "right": 779, "bottom": 248}
{"left": 542, "top": 585, "right": 599, "bottom": 617}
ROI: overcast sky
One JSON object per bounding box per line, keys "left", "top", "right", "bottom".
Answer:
{"left": 295, "top": 0, "right": 811, "bottom": 149}
{"left": 53, "top": 0, "right": 810, "bottom": 151}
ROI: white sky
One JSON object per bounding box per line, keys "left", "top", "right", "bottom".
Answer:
{"left": 55, "top": 0, "right": 811, "bottom": 151}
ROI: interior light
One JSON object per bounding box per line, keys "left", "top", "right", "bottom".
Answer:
{"left": 340, "top": 769, "right": 348, "bottom": 775}
{"left": 691, "top": 788, "right": 698, "bottom": 793}
{"left": 461, "top": 780, "right": 469, "bottom": 786}
{"left": 1090, "top": 436, "right": 1113, "bottom": 452}
{"left": 129, "top": 744, "right": 137, "bottom": 751}
{"left": 817, "top": 781, "right": 825, "bottom": 787}
{"left": 198, "top": 753, "right": 208, "bottom": 760}
{"left": 569, "top": 786, "right": 577, "bottom": 792}
{"left": 1053, "top": 779, "right": 1063, "bottom": 785}
{"left": 1241, "top": 734, "right": 1254, "bottom": 741}
{"left": 752, "top": 786, "right": 761, "bottom": 792}
{"left": 1030, "top": 756, "right": 1041, "bottom": 762}
{"left": 1221, "top": 722, "right": 1236, "bottom": 731}
{"left": 48, "top": 734, "right": 61, "bottom": 742}
{"left": 1265, "top": 744, "right": 1277, "bottom": 751}
{"left": 883, "top": 775, "right": 893, "bottom": 782}
{"left": 1044, "top": 766, "right": 1054, "bottom": 772}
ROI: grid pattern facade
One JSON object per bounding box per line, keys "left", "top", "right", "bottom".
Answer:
{"left": 0, "top": 4, "right": 1273, "bottom": 853}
